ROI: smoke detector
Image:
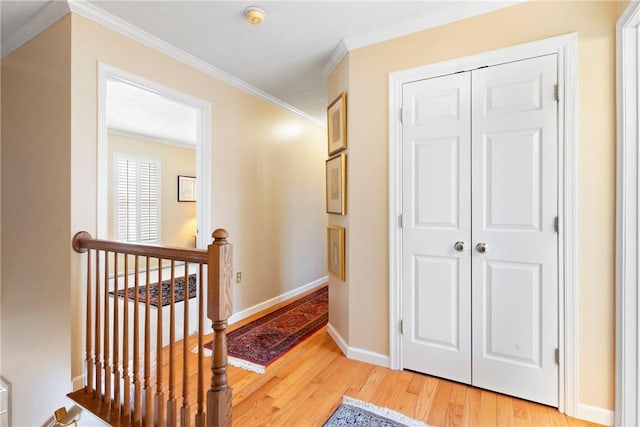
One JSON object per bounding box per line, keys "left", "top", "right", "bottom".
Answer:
{"left": 245, "top": 6, "right": 265, "bottom": 25}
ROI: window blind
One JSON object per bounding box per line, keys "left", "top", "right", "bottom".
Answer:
{"left": 114, "top": 154, "right": 160, "bottom": 243}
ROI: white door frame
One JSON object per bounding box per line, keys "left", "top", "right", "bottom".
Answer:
{"left": 97, "top": 62, "right": 212, "bottom": 248}
{"left": 616, "top": 2, "right": 640, "bottom": 426}
{"left": 388, "top": 33, "right": 578, "bottom": 415}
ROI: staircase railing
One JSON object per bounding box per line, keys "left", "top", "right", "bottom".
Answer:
{"left": 68, "top": 229, "right": 233, "bottom": 427}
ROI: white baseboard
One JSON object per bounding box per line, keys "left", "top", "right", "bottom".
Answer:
{"left": 72, "top": 375, "right": 85, "bottom": 392}
{"left": 327, "top": 322, "right": 349, "bottom": 356}
{"left": 576, "top": 403, "right": 614, "bottom": 426}
{"left": 349, "top": 346, "right": 390, "bottom": 368}
{"left": 228, "top": 276, "right": 328, "bottom": 325}
{"left": 326, "top": 322, "right": 390, "bottom": 368}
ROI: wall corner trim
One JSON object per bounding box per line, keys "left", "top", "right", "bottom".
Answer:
{"left": 322, "top": 39, "right": 349, "bottom": 77}
{"left": 65, "top": 0, "right": 324, "bottom": 128}
{"left": 327, "top": 322, "right": 349, "bottom": 356}
{"left": 616, "top": 2, "right": 640, "bottom": 426}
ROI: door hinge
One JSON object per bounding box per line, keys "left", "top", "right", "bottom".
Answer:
{"left": 400, "top": 107, "right": 404, "bottom": 123}
{"left": 555, "top": 348, "right": 560, "bottom": 365}
{"left": 399, "top": 213, "right": 403, "bottom": 228}
{"left": 554, "top": 216, "right": 559, "bottom": 233}
{"left": 554, "top": 84, "right": 559, "bottom": 102}
{"left": 400, "top": 319, "right": 404, "bottom": 334}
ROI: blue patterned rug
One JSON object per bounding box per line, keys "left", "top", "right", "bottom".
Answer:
{"left": 323, "top": 396, "right": 430, "bottom": 427}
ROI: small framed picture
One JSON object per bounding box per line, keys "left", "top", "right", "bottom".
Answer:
{"left": 327, "top": 225, "right": 345, "bottom": 281}
{"left": 326, "top": 153, "right": 346, "bottom": 215}
{"left": 177, "top": 175, "right": 196, "bottom": 202}
{"left": 327, "top": 92, "right": 347, "bottom": 156}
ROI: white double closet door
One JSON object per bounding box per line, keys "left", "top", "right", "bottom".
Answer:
{"left": 401, "top": 54, "right": 559, "bottom": 406}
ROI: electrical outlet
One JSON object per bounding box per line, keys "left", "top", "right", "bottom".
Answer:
{"left": 236, "top": 272, "right": 242, "bottom": 283}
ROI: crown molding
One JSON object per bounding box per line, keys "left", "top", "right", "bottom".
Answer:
{"left": 1, "top": 0, "right": 70, "bottom": 58}
{"left": 67, "top": 0, "right": 324, "bottom": 128}
{"left": 345, "top": 0, "right": 524, "bottom": 52}
{"left": 321, "top": 0, "right": 525, "bottom": 77}
{"left": 322, "top": 39, "right": 349, "bottom": 77}
{"left": 1, "top": 0, "right": 323, "bottom": 128}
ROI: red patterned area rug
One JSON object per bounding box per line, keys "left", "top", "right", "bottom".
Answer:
{"left": 203, "top": 285, "right": 328, "bottom": 374}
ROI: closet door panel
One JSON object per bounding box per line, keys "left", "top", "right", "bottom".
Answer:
{"left": 471, "top": 54, "right": 559, "bottom": 406}
{"left": 401, "top": 72, "right": 472, "bottom": 383}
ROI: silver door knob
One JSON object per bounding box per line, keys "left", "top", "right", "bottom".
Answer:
{"left": 454, "top": 241, "right": 465, "bottom": 252}
{"left": 476, "top": 242, "right": 488, "bottom": 253}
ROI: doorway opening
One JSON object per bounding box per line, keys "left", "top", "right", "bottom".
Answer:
{"left": 97, "top": 62, "right": 212, "bottom": 249}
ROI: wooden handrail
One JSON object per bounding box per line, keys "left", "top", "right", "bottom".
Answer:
{"left": 69, "top": 230, "right": 233, "bottom": 427}
{"left": 72, "top": 231, "right": 208, "bottom": 264}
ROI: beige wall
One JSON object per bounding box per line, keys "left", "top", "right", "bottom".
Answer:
{"left": 330, "top": 0, "right": 624, "bottom": 411}
{"left": 107, "top": 133, "right": 197, "bottom": 248}
{"left": 69, "top": 10, "right": 326, "bottom": 404}
{"left": 327, "top": 55, "right": 350, "bottom": 342}
{"left": 1, "top": 16, "right": 72, "bottom": 425}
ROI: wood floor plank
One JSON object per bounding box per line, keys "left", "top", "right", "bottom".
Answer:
{"left": 279, "top": 386, "right": 339, "bottom": 426}
{"left": 346, "top": 365, "right": 387, "bottom": 401}
{"left": 531, "top": 401, "right": 552, "bottom": 426}
{"left": 267, "top": 345, "right": 337, "bottom": 405}
{"left": 406, "top": 373, "right": 427, "bottom": 395}
{"left": 397, "top": 389, "right": 419, "bottom": 421}
{"left": 369, "top": 369, "right": 410, "bottom": 410}
{"left": 443, "top": 382, "right": 466, "bottom": 427}
{"left": 267, "top": 380, "right": 322, "bottom": 423}
{"left": 321, "top": 355, "right": 374, "bottom": 394}
{"left": 512, "top": 396, "right": 533, "bottom": 426}
{"left": 232, "top": 376, "right": 283, "bottom": 419}
{"left": 496, "top": 394, "right": 515, "bottom": 427}
{"left": 479, "top": 390, "right": 498, "bottom": 427}
{"left": 427, "top": 379, "right": 454, "bottom": 426}
{"left": 461, "top": 387, "right": 481, "bottom": 427}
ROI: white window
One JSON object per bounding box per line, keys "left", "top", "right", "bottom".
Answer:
{"left": 114, "top": 153, "right": 161, "bottom": 243}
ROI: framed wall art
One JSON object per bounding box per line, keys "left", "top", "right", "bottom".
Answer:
{"left": 177, "top": 175, "right": 196, "bottom": 202}
{"left": 327, "top": 225, "right": 345, "bottom": 281}
{"left": 326, "top": 153, "right": 346, "bottom": 215}
{"left": 327, "top": 92, "right": 347, "bottom": 155}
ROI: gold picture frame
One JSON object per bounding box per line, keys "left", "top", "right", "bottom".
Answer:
{"left": 326, "top": 153, "right": 346, "bottom": 215}
{"left": 327, "top": 92, "right": 347, "bottom": 156}
{"left": 327, "top": 225, "right": 345, "bottom": 281}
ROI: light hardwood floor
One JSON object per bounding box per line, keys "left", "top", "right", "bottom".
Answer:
{"left": 227, "top": 287, "right": 603, "bottom": 427}
{"left": 70, "top": 285, "right": 604, "bottom": 426}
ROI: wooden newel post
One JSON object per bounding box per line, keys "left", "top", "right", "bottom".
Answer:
{"left": 207, "top": 229, "right": 233, "bottom": 427}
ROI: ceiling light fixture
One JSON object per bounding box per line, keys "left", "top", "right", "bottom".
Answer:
{"left": 245, "top": 6, "right": 265, "bottom": 25}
